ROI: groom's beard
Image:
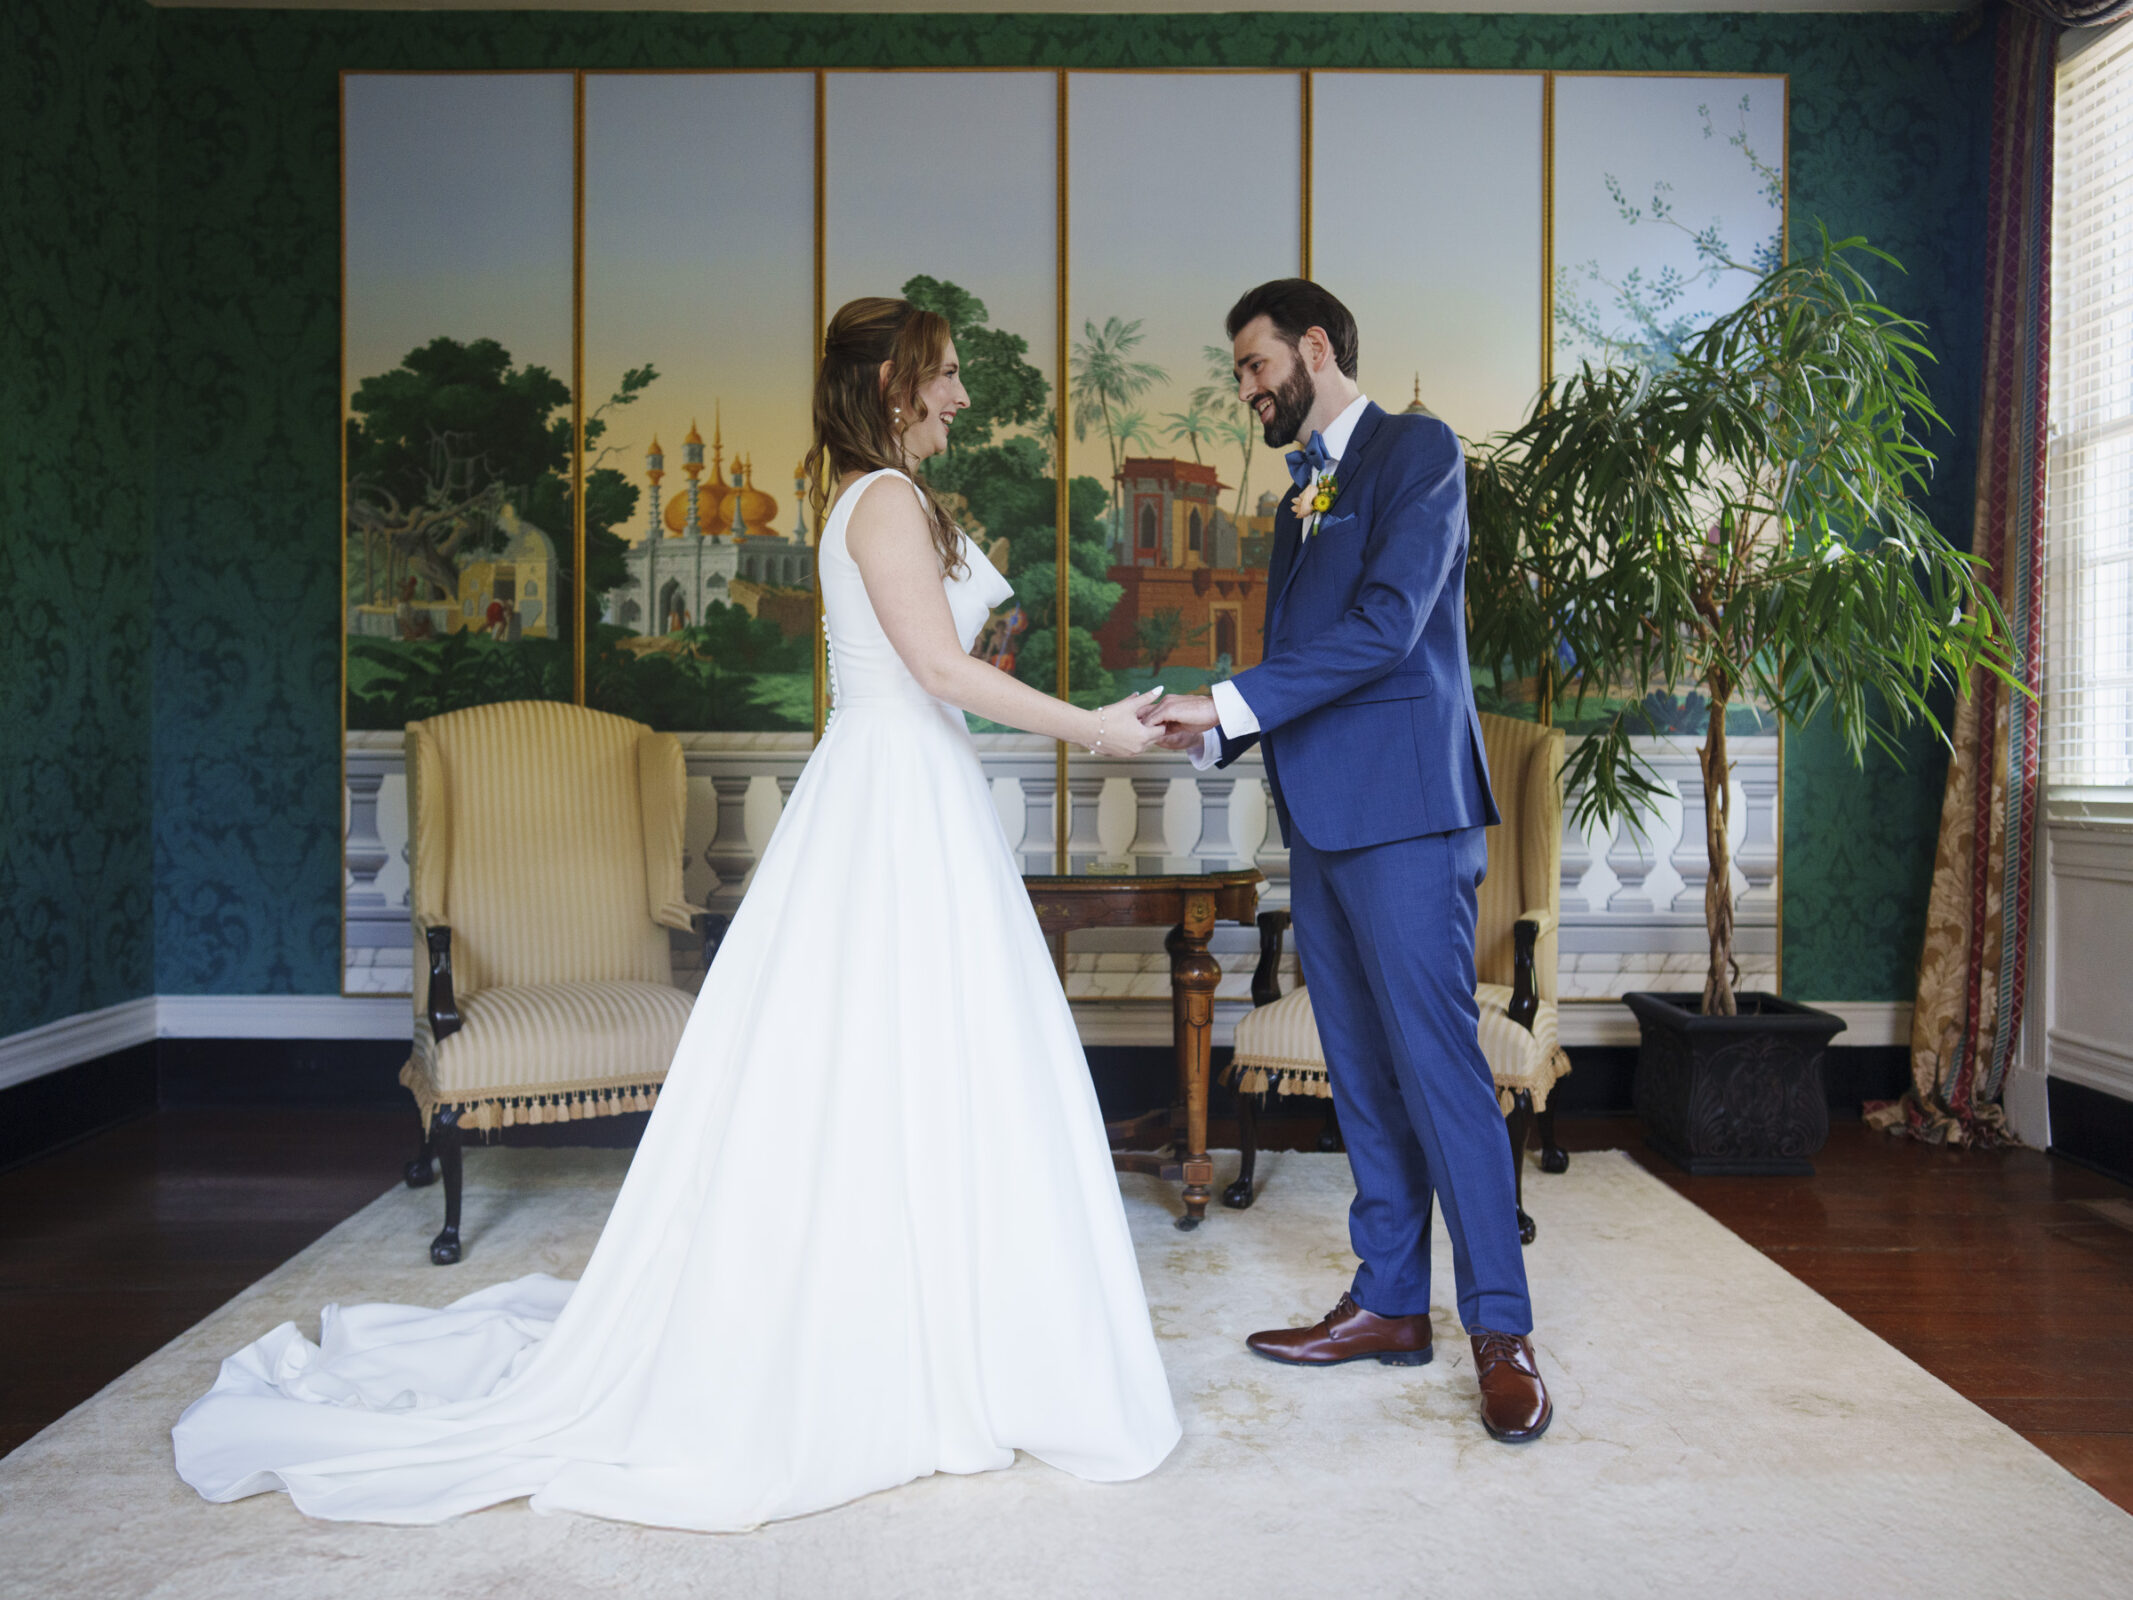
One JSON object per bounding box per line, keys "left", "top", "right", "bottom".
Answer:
{"left": 1254, "top": 360, "right": 1317, "bottom": 448}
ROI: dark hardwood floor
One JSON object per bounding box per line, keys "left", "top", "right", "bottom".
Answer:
{"left": 2, "top": 1108, "right": 2129, "bottom": 1514}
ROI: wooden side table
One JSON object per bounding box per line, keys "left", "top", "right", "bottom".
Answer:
{"left": 1023, "top": 869, "right": 1262, "bottom": 1229}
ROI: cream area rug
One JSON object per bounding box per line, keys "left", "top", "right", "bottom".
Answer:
{"left": 4, "top": 1148, "right": 2130, "bottom": 1600}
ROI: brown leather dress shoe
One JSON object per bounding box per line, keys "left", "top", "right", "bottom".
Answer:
{"left": 1246, "top": 1293, "right": 1434, "bottom": 1367}
{"left": 1470, "top": 1329, "right": 1552, "bottom": 1442}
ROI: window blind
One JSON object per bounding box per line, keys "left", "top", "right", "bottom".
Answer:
{"left": 2051, "top": 25, "right": 2133, "bottom": 795}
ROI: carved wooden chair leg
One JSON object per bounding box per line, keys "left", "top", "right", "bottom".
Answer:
{"left": 1317, "top": 1096, "right": 1344, "bottom": 1153}
{"left": 1537, "top": 1104, "right": 1569, "bottom": 1174}
{"left": 1222, "top": 1087, "right": 1259, "bottom": 1209}
{"left": 404, "top": 1121, "right": 436, "bottom": 1189}
{"left": 1506, "top": 1089, "right": 1537, "bottom": 1245}
{"left": 430, "top": 1107, "right": 464, "bottom": 1265}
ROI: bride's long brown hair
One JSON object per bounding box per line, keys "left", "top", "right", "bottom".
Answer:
{"left": 804, "top": 297, "right": 966, "bottom": 577}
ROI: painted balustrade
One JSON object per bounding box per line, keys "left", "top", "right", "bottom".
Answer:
{"left": 344, "top": 729, "right": 1778, "bottom": 1001}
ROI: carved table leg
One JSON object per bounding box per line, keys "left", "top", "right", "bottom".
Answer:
{"left": 1167, "top": 899, "right": 1219, "bottom": 1231}
{"left": 430, "top": 1107, "right": 464, "bottom": 1265}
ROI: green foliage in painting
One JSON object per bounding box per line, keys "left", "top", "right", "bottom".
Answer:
{"left": 995, "top": 475, "right": 1122, "bottom": 707}
{"left": 346, "top": 337, "right": 570, "bottom": 599}
{"left": 1135, "top": 606, "right": 1209, "bottom": 675}
{"left": 347, "top": 631, "right": 573, "bottom": 730}
{"left": 586, "top": 611, "right": 810, "bottom": 732}
{"left": 902, "top": 276, "right": 1049, "bottom": 449}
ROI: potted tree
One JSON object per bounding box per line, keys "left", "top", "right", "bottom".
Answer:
{"left": 1465, "top": 231, "right": 2016, "bottom": 1173}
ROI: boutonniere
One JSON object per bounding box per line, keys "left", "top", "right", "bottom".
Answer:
{"left": 1289, "top": 468, "right": 1340, "bottom": 534}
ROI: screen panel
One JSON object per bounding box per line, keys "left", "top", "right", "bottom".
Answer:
{"left": 1066, "top": 72, "right": 1303, "bottom": 709}
{"left": 1312, "top": 73, "right": 1546, "bottom": 444}
{"left": 583, "top": 72, "right": 817, "bottom": 732}
{"left": 826, "top": 71, "right": 1059, "bottom": 727}
{"left": 1552, "top": 74, "right": 1787, "bottom": 373}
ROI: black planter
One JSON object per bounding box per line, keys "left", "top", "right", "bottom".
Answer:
{"left": 1624, "top": 991, "right": 1846, "bottom": 1175}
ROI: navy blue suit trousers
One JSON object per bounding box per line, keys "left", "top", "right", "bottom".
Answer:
{"left": 1289, "top": 825, "right": 1533, "bottom": 1335}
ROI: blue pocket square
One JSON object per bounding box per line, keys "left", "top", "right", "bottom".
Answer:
{"left": 1311, "top": 512, "right": 1359, "bottom": 537}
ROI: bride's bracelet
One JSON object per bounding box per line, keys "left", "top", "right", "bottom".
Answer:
{"left": 1087, "top": 705, "right": 1108, "bottom": 755}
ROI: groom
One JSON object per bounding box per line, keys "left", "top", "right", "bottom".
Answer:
{"left": 1147, "top": 280, "right": 1550, "bottom": 1443}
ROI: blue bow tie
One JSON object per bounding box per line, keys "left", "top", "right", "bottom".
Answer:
{"left": 1285, "top": 432, "right": 1331, "bottom": 489}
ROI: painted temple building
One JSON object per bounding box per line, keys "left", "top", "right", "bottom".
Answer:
{"left": 1095, "top": 457, "right": 1269, "bottom": 674}
{"left": 1091, "top": 381, "right": 1443, "bottom": 675}
{"left": 604, "top": 414, "right": 816, "bottom": 641}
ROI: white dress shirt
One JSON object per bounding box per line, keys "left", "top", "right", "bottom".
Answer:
{"left": 1191, "top": 393, "right": 1371, "bottom": 769}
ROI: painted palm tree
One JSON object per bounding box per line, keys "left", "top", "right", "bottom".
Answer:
{"left": 1071, "top": 316, "right": 1167, "bottom": 539}
{"left": 1114, "top": 409, "right": 1156, "bottom": 455}
{"left": 1193, "top": 345, "right": 1257, "bottom": 519}
{"left": 1161, "top": 399, "right": 1216, "bottom": 464}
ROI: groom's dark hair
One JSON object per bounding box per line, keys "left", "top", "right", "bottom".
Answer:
{"left": 1226, "top": 279, "right": 1359, "bottom": 380}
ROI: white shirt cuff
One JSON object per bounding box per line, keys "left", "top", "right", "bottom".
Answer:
{"left": 1210, "top": 678, "right": 1260, "bottom": 740}
{"left": 1189, "top": 729, "right": 1222, "bottom": 771}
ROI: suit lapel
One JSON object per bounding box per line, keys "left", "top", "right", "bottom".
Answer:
{"left": 1264, "top": 498, "right": 1302, "bottom": 618}
{"left": 1269, "top": 401, "right": 1391, "bottom": 616}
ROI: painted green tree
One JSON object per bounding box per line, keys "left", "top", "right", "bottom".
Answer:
{"left": 344, "top": 336, "right": 577, "bottom": 728}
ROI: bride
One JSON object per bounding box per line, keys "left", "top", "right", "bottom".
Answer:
{"left": 172, "top": 297, "right": 1182, "bottom": 1531}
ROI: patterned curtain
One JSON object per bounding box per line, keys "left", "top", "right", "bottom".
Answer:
{"left": 1873, "top": 5, "right": 2057, "bottom": 1148}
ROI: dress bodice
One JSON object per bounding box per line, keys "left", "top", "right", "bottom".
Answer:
{"left": 819, "top": 468, "right": 1012, "bottom": 713}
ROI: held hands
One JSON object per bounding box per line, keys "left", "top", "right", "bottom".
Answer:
{"left": 1086, "top": 688, "right": 1169, "bottom": 757}
{"left": 1141, "top": 693, "right": 1219, "bottom": 753}
{"left": 1084, "top": 689, "right": 1219, "bottom": 757}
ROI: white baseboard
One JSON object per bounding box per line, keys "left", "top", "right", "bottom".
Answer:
{"left": 154, "top": 995, "right": 412, "bottom": 1042}
{"left": 3, "top": 995, "right": 1915, "bottom": 1095}
{"left": 0, "top": 997, "right": 159, "bottom": 1093}
{"left": 2046, "top": 1026, "right": 2133, "bottom": 1102}
{"left": 0, "top": 996, "right": 413, "bottom": 1093}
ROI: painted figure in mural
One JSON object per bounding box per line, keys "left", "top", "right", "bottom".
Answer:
{"left": 391, "top": 575, "right": 434, "bottom": 642}
{"left": 1146, "top": 280, "right": 1552, "bottom": 1445}
{"left": 173, "top": 297, "right": 1180, "bottom": 1532}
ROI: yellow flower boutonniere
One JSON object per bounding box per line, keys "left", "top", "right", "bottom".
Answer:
{"left": 1291, "top": 469, "right": 1340, "bottom": 533}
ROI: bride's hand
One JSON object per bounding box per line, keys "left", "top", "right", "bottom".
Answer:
{"left": 1090, "top": 689, "right": 1167, "bottom": 757}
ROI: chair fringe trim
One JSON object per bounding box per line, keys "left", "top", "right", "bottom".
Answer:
{"left": 399, "top": 1059, "right": 665, "bottom": 1133}
{"left": 1224, "top": 1046, "right": 1573, "bottom": 1113}
{"left": 1225, "top": 1060, "right": 1334, "bottom": 1099}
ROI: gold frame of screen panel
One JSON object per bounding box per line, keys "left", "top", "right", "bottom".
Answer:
{"left": 338, "top": 65, "right": 1789, "bottom": 998}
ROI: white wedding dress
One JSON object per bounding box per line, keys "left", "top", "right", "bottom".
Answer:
{"left": 173, "top": 468, "right": 1181, "bottom": 1530}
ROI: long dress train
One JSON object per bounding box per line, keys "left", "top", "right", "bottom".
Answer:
{"left": 171, "top": 468, "right": 1181, "bottom": 1530}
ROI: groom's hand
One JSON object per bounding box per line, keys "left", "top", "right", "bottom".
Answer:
{"left": 1143, "top": 693, "right": 1219, "bottom": 734}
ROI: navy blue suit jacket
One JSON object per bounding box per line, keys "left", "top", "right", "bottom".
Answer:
{"left": 1216, "top": 401, "right": 1498, "bottom": 851}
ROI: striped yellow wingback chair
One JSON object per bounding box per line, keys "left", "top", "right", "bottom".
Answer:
{"left": 1222, "top": 711, "right": 1574, "bottom": 1241}
{"left": 398, "top": 700, "right": 714, "bottom": 1264}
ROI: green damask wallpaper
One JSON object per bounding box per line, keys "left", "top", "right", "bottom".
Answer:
{"left": 137, "top": 9, "right": 1991, "bottom": 1004}
{"left": 0, "top": 0, "right": 158, "bottom": 1038}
